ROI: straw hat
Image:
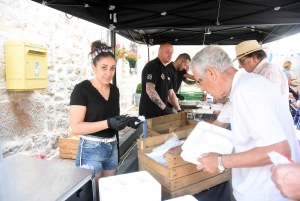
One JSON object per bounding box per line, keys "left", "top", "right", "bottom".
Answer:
{"left": 233, "top": 40, "right": 263, "bottom": 62}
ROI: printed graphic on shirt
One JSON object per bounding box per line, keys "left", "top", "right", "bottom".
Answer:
{"left": 161, "top": 74, "right": 165, "bottom": 80}
{"left": 147, "top": 74, "right": 152, "bottom": 80}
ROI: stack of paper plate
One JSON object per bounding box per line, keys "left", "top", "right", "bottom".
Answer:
{"left": 181, "top": 122, "right": 234, "bottom": 165}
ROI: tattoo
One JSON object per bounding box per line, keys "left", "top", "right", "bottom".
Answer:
{"left": 146, "top": 82, "right": 165, "bottom": 109}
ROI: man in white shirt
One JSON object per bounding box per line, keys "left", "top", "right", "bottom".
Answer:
{"left": 214, "top": 40, "right": 289, "bottom": 128}
{"left": 190, "top": 45, "right": 300, "bottom": 201}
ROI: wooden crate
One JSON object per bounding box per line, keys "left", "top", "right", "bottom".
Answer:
{"left": 137, "top": 129, "right": 230, "bottom": 199}
{"left": 147, "top": 112, "right": 216, "bottom": 137}
{"left": 147, "top": 112, "right": 191, "bottom": 137}
{"left": 58, "top": 137, "right": 79, "bottom": 159}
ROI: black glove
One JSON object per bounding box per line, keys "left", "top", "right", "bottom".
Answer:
{"left": 163, "top": 106, "right": 173, "bottom": 115}
{"left": 176, "top": 94, "right": 185, "bottom": 100}
{"left": 178, "top": 105, "right": 184, "bottom": 111}
{"left": 127, "top": 117, "right": 142, "bottom": 129}
{"left": 107, "top": 115, "right": 129, "bottom": 131}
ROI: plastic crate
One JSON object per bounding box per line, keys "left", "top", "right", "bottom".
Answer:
{"left": 179, "top": 92, "right": 203, "bottom": 100}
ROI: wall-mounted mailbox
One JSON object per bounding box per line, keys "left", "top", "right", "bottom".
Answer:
{"left": 5, "top": 40, "right": 48, "bottom": 91}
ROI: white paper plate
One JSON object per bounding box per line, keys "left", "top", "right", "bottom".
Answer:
{"left": 181, "top": 122, "right": 234, "bottom": 165}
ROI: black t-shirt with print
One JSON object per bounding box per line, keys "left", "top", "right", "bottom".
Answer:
{"left": 70, "top": 80, "right": 119, "bottom": 138}
{"left": 139, "top": 57, "right": 172, "bottom": 119}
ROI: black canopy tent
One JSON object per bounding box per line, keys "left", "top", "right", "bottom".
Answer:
{"left": 31, "top": 0, "right": 300, "bottom": 45}
{"left": 30, "top": 0, "right": 300, "bottom": 83}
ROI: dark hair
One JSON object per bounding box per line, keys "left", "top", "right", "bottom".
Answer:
{"left": 246, "top": 50, "right": 267, "bottom": 60}
{"left": 89, "top": 40, "right": 115, "bottom": 66}
{"left": 176, "top": 53, "right": 191, "bottom": 61}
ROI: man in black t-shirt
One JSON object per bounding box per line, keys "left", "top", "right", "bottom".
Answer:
{"left": 139, "top": 43, "right": 182, "bottom": 136}
{"left": 177, "top": 65, "right": 197, "bottom": 91}
{"left": 166, "top": 53, "right": 196, "bottom": 107}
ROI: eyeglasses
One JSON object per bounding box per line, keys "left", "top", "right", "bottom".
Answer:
{"left": 238, "top": 57, "right": 248, "bottom": 65}
{"left": 196, "top": 78, "right": 202, "bottom": 86}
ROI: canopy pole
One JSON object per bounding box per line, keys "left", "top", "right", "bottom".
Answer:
{"left": 148, "top": 45, "right": 150, "bottom": 62}
{"left": 111, "top": 30, "right": 117, "bottom": 85}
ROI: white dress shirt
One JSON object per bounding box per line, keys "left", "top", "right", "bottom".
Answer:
{"left": 229, "top": 72, "right": 300, "bottom": 201}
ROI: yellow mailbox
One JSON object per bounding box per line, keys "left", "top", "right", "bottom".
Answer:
{"left": 5, "top": 40, "right": 48, "bottom": 91}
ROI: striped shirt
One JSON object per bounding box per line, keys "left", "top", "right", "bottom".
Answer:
{"left": 253, "top": 58, "right": 289, "bottom": 98}
{"left": 218, "top": 59, "right": 289, "bottom": 123}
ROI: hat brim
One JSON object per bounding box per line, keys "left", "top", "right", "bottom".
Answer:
{"left": 233, "top": 47, "right": 265, "bottom": 62}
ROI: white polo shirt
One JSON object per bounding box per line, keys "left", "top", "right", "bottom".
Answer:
{"left": 229, "top": 72, "right": 300, "bottom": 201}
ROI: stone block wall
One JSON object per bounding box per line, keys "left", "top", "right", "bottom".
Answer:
{"left": 0, "top": 0, "right": 141, "bottom": 159}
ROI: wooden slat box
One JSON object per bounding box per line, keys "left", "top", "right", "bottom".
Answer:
{"left": 137, "top": 129, "right": 230, "bottom": 199}
{"left": 147, "top": 112, "right": 192, "bottom": 137}
{"left": 58, "top": 137, "right": 79, "bottom": 159}
{"left": 147, "top": 112, "right": 216, "bottom": 137}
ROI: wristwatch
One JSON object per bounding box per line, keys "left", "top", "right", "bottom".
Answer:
{"left": 217, "top": 154, "right": 227, "bottom": 173}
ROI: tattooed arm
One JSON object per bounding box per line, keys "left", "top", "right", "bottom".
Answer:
{"left": 146, "top": 82, "right": 166, "bottom": 109}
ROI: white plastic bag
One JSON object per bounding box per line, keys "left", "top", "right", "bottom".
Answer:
{"left": 146, "top": 133, "right": 184, "bottom": 166}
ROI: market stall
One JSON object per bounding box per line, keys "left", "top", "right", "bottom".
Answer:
{"left": 14, "top": 1, "right": 300, "bottom": 200}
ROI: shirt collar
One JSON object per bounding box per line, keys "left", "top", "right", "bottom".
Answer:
{"left": 229, "top": 68, "right": 247, "bottom": 102}
{"left": 155, "top": 57, "right": 165, "bottom": 66}
{"left": 168, "top": 62, "right": 176, "bottom": 71}
{"left": 253, "top": 58, "right": 268, "bottom": 74}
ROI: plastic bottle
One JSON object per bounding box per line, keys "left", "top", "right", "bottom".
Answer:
{"left": 206, "top": 93, "right": 213, "bottom": 103}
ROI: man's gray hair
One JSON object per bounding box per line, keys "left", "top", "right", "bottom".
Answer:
{"left": 190, "top": 46, "right": 233, "bottom": 77}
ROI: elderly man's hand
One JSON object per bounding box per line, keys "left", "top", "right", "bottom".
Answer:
{"left": 197, "top": 152, "right": 220, "bottom": 173}
{"left": 163, "top": 145, "right": 183, "bottom": 158}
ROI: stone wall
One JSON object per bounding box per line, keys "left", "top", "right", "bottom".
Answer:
{"left": 0, "top": 0, "right": 141, "bottom": 158}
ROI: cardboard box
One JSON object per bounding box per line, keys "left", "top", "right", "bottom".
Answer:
{"left": 137, "top": 129, "right": 230, "bottom": 199}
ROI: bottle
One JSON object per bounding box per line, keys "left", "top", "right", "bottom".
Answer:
{"left": 206, "top": 93, "right": 213, "bottom": 103}
{"left": 202, "top": 92, "right": 207, "bottom": 102}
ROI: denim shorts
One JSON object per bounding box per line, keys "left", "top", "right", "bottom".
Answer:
{"left": 75, "top": 137, "right": 118, "bottom": 174}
